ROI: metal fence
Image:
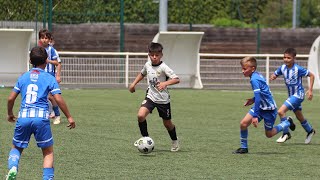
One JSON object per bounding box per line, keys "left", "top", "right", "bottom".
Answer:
{"left": 58, "top": 52, "right": 309, "bottom": 90}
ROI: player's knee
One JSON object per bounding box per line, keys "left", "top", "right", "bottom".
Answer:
{"left": 240, "top": 121, "right": 249, "bottom": 128}
{"left": 137, "top": 114, "right": 145, "bottom": 122}
{"left": 277, "top": 110, "right": 285, "bottom": 117}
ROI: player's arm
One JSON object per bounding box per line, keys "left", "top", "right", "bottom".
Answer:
{"left": 129, "top": 73, "right": 145, "bottom": 93}
{"left": 157, "top": 77, "right": 180, "bottom": 91}
{"left": 47, "top": 59, "right": 59, "bottom": 66}
{"left": 56, "top": 62, "right": 62, "bottom": 83}
{"left": 306, "top": 71, "right": 314, "bottom": 100}
{"left": 7, "top": 91, "right": 18, "bottom": 122}
{"left": 53, "top": 94, "right": 76, "bottom": 129}
{"left": 270, "top": 66, "right": 282, "bottom": 80}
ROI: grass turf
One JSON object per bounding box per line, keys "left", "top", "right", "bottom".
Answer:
{"left": 0, "top": 88, "right": 320, "bottom": 179}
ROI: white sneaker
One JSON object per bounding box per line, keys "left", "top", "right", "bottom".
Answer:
{"left": 305, "top": 129, "right": 315, "bottom": 144}
{"left": 171, "top": 138, "right": 180, "bottom": 152}
{"left": 276, "top": 133, "right": 291, "bottom": 143}
{"left": 53, "top": 116, "right": 61, "bottom": 125}
{"left": 6, "top": 166, "right": 17, "bottom": 180}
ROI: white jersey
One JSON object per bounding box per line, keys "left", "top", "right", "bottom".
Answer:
{"left": 141, "top": 61, "right": 178, "bottom": 104}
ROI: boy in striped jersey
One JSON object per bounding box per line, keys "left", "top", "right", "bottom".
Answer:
{"left": 38, "top": 29, "right": 62, "bottom": 125}
{"left": 233, "top": 57, "right": 295, "bottom": 154}
{"left": 270, "top": 48, "right": 315, "bottom": 144}
{"left": 6, "top": 46, "right": 75, "bottom": 180}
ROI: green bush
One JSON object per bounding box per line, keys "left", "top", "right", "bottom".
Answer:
{"left": 211, "top": 18, "right": 256, "bottom": 28}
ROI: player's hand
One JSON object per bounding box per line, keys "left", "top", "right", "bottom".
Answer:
{"left": 306, "top": 90, "right": 313, "bottom": 100}
{"left": 252, "top": 118, "right": 258, "bottom": 128}
{"left": 129, "top": 84, "right": 135, "bottom": 93}
{"left": 56, "top": 76, "right": 61, "bottom": 83}
{"left": 7, "top": 114, "right": 16, "bottom": 123}
{"left": 270, "top": 74, "right": 277, "bottom": 81}
{"left": 244, "top": 98, "right": 254, "bottom": 106}
{"left": 67, "top": 117, "right": 76, "bottom": 129}
{"left": 156, "top": 81, "right": 167, "bottom": 91}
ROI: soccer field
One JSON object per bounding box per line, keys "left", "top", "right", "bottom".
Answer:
{"left": 0, "top": 88, "right": 319, "bottom": 179}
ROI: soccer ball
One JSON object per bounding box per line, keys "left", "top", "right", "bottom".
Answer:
{"left": 136, "top": 137, "right": 155, "bottom": 154}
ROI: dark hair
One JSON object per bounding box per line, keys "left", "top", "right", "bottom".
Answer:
{"left": 38, "top": 29, "right": 52, "bottom": 39}
{"left": 284, "top": 48, "right": 296, "bottom": 57}
{"left": 148, "top": 42, "right": 163, "bottom": 53}
{"left": 30, "top": 46, "right": 48, "bottom": 66}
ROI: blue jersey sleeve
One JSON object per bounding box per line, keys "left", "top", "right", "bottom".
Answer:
{"left": 297, "top": 66, "right": 309, "bottom": 77}
{"left": 274, "top": 66, "right": 283, "bottom": 76}
{"left": 251, "top": 79, "right": 261, "bottom": 118}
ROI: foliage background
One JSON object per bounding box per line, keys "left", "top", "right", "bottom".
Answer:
{"left": 0, "top": 0, "right": 319, "bottom": 28}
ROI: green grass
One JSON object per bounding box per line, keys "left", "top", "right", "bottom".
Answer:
{"left": 0, "top": 88, "right": 320, "bottom": 179}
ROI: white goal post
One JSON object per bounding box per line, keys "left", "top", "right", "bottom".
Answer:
{"left": 308, "top": 35, "right": 320, "bottom": 89}
{"left": 152, "top": 31, "right": 204, "bottom": 89}
{"left": 0, "top": 29, "right": 33, "bottom": 86}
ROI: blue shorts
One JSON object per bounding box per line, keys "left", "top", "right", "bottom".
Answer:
{"left": 12, "top": 117, "right": 53, "bottom": 148}
{"left": 249, "top": 108, "right": 277, "bottom": 131}
{"left": 284, "top": 96, "right": 303, "bottom": 112}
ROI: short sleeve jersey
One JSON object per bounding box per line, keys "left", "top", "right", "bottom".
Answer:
{"left": 274, "top": 63, "right": 309, "bottom": 99}
{"left": 13, "top": 68, "right": 61, "bottom": 119}
{"left": 141, "top": 61, "right": 178, "bottom": 104}
{"left": 250, "top": 72, "right": 277, "bottom": 116}
{"left": 45, "top": 45, "right": 59, "bottom": 76}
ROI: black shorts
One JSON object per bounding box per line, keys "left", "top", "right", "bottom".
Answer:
{"left": 141, "top": 97, "right": 171, "bottom": 120}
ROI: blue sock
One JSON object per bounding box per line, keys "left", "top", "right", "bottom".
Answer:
{"left": 274, "top": 120, "right": 290, "bottom": 133}
{"left": 280, "top": 117, "right": 289, "bottom": 134}
{"left": 43, "top": 168, "right": 54, "bottom": 180}
{"left": 8, "top": 148, "right": 21, "bottom": 170}
{"left": 240, "top": 129, "right": 248, "bottom": 149}
{"left": 301, "top": 120, "right": 312, "bottom": 133}
{"left": 53, "top": 106, "right": 60, "bottom": 116}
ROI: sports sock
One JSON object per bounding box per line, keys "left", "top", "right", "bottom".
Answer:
{"left": 274, "top": 120, "right": 290, "bottom": 133}
{"left": 138, "top": 120, "right": 149, "bottom": 137}
{"left": 280, "top": 117, "right": 289, "bottom": 134}
{"left": 8, "top": 148, "right": 21, "bottom": 170}
{"left": 43, "top": 168, "right": 54, "bottom": 180}
{"left": 168, "top": 126, "right": 177, "bottom": 140}
{"left": 240, "top": 129, "right": 248, "bottom": 149}
{"left": 301, "top": 120, "right": 313, "bottom": 133}
{"left": 53, "top": 106, "right": 60, "bottom": 116}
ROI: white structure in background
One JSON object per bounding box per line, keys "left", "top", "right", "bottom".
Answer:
{"left": 0, "top": 29, "right": 33, "bottom": 86}
{"left": 152, "top": 31, "right": 204, "bottom": 89}
{"left": 308, "top": 35, "right": 320, "bottom": 89}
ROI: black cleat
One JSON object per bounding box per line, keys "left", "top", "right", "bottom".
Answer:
{"left": 233, "top": 148, "right": 248, "bottom": 154}
{"left": 287, "top": 116, "right": 296, "bottom": 131}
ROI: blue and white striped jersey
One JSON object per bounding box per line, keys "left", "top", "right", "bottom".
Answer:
{"left": 12, "top": 68, "right": 61, "bottom": 119}
{"left": 250, "top": 72, "right": 277, "bottom": 117}
{"left": 274, "top": 63, "right": 309, "bottom": 99}
{"left": 44, "top": 45, "right": 59, "bottom": 76}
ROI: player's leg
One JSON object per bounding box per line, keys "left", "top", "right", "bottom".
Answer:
{"left": 49, "top": 94, "right": 61, "bottom": 125}
{"left": 134, "top": 98, "right": 154, "bottom": 146}
{"left": 33, "top": 117, "right": 54, "bottom": 179}
{"left": 276, "top": 100, "right": 293, "bottom": 143}
{"left": 157, "top": 102, "right": 179, "bottom": 152}
{"left": 233, "top": 112, "right": 253, "bottom": 154}
{"left": 264, "top": 109, "right": 295, "bottom": 138}
{"left": 6, "top": 117, "right": 32, "bottom": 180}
{"left": 42, "top": 146, "right": 54, "bottom": 180}
{"left": 294, "top": 109, "right": 315, "bottom": 144}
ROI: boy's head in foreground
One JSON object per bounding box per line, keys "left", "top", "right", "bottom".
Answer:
{"left": 30, "top": 46, "right": 48, "bottom": 67}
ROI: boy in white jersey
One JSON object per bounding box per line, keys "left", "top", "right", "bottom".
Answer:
{"left": 270, "top": 48, "right": 315, "bottom": 144}
{"left": 129, "top": 42, "right": 180, "bottom": 152}
{"left": 6, "top": 46, "right": 75, "bottom": 180}
{"left": 38, "top": 29, "right": 62, "bottom": 125}
{"left": 233, "top": 57, "right": 295, "bottom": 154}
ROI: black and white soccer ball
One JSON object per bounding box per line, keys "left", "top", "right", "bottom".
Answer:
{"left": 137, "top": 137, "right": 155, "bottom": 154}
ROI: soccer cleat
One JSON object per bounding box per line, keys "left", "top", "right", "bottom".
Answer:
{"left": 287, "top": 116, "right": 296, "bottom": 131}
{"left": 276, "top": 133, "right": 291, "bottom": 143}
{"left": 232, "top": 148, "right": 248, "bottom": 154}
{"left": 305, "top": 129, "right": 316, "bottom": 144}
{"left": 53, "top": 116, "right": 61, "bottom": 125}
{"left": 6, "top": 166, "right": 17, "bottom": 180}
{"left": 171, "top": 138, "right": 180, "bottom": 152}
